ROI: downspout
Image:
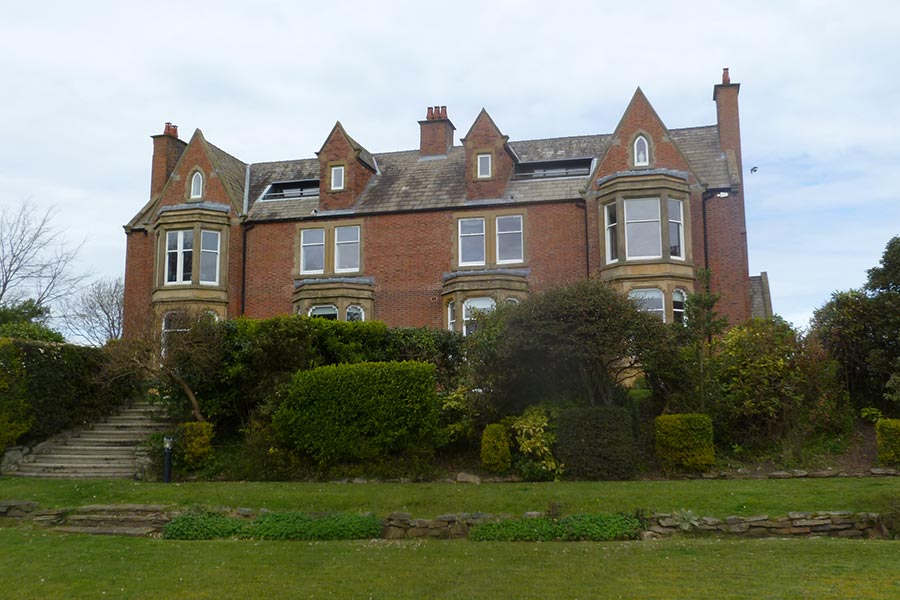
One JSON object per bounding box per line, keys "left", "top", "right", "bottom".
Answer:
{"left": 240, "top": 164, "right": 252, "bottom": 316}
{"left": 701, "top": 189, "right": 714, "bottom": 291}
{"left": 577, "top": 198, "right": 590, "bottom": 278}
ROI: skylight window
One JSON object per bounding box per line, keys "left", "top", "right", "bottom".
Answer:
{"left": 262, "top": 180, "right": 320, "bottom": 201}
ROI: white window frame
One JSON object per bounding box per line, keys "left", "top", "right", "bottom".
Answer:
{"left": 604, "top": 203, "right": 619, "bottom": 264}
{"left": 458, "top": 217, "right": 486, "bottom": 266}
{"left": 463, "top": 297, "right": 495, "bottom": 336}
{"left": 308, "top": 304, "right": 338, "bottom": 320}
{"left": 300, "top": 228, "right": 326, "bottom": 275}
{"left": 634, "top": 136, "right": 649, "bottom": 167}
{"left": 673, "top": 289, "right": 686, "bottom": 325}
{"left": 629, "top": 288, "right": 665, "bottom": 322}
{"left": 447, "top": 300, "right": 456, "bottom": 332}
{"left": 624, "top": 198, "right": 662, "bottom": 260}
{"left": 199, "top": 229, "right": 220, "bottom": 285}
{"left": 668, "top": 198, "right": 685, "bottom": 261}
{"left": 190, "top": 172, "right": 203, "bottom": 199}
{"left": 330, "top": 165, "right": 345, "bottom": 191}
{"left": 346, "top": 305, "right": 365, "bottom": 322}
{"left": 334, "top": 225, "right": 360, "bottom": 274}
{"left": 161, "top": 311, "right": 190, "bottom": 356}
{"left": 495, "top": 215, "right": 523, "bottom": 264}
{"left": 477, "top": 153, "right": 492, "bottom": 179}
{"left": 164, "top": 229, "right": 193, "bottom": 285}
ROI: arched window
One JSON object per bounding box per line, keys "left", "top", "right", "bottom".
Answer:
{"left": 346, "top": 305, "right": 365, "bottom": 322}
{"left": 190, "top": 172, "right": 204, "bottom": 199}
{"left": 634, "top": 136, "right": 649, "bottom": 167}
{"left": 628, "top": 288, "right": 664, "bottom": 321}
{"left": 308, "top": 305, "right": 338, "bottom": 320}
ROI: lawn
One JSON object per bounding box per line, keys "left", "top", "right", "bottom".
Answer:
{"left": 3, "top": 476, "right": 900, "bottom": 518}
{"left": 1, "top": 525, "right": 898, "bottom": 599}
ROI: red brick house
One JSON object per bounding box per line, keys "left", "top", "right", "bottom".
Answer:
{"left": 123, "top": 69, "right": 770, "bottom": 338}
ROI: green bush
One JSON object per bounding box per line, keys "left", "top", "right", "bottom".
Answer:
{"left": 470, "top": 514, "right": 643, "bottom": 542}
{"left": 555, "top": 405, "right": 640, "bottom": 480}
{"left": 655, "top": 414, "right": 715, "bottom": 473}
{"left": 0, "top": 338, "right": 140, "bottom": 449}
{"left": 510, "top": 407, "right": 562, "bottom": 481}
{"left": 272, "top": 361, "right": 440, "bottom": 467}
{"left": 162, "top": 509, "right": 381, "bottom": 541}
{"left": 876, "top": 419, "right": 900, "bottom": 467}
{"left": 177, "top": 421, "right": 215, "bottom": 471}
{"left": 480, "top": 423, "right": 512, "bottom": 473}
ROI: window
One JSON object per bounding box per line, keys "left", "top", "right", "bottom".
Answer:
{"left": 673, "top": 289, "right": 686, "bottom": 324}
{"left": 634, "top": 136, "right": 649, "bottom": 167}
{"left": 477, "top": 153, "right": 492, "bottom": 179}
{"left": 605, "top": 203, "right": 618, "bottom": 263}
{"left": 459, "top": 218, "right": 486, "bottom": 266}
{"left": 346, "top": 305, "right": 365, "bottom": 322}
{"left": 165, "top": 230, "right": 193, "bottom": 284}
{"left": 496, "top": 215, "right": 523, "bottom": 264}
{"left": 447, "top": 301, "right": 456, "bottom": 332}
{"left": 668, "top": 198, "right": 684, "bottom": 260}
{"left": 463, "top": 297, "right": 495, "bottom": 336}
{"left": 624, "top": 198, "right": 661, "bottom": 259}
{"left": 190, "top": 172, "right": 203, "bottom": 199}
{"left": 330, "top": 165, "right": 344, "bottom": 191}
{"left": 199, "top": 230, "right": 220, "bottom": 285}
{"left": 161, "top": 311, "right": 190, "bottom": 356}
{"left": 335, "top": 226, "right": 360, "bottom": 273}
{"left": 504, "top": 297, "right": 520, "bottom": 305}
{"left": 629, "top": 289, "right": 664, "bottom": 321}
{"left": 309, "top": 305, "right": 338, "bottom": 320}
{"left": 300, "top": 228, "right": 325, "bottom": 274}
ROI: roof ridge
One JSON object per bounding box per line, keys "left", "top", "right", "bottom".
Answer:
{"left": 668, "top": 124, "right": 717, "bottom": 133}
{"left": 510, "top": 132, "right": 611, "bottom": 144}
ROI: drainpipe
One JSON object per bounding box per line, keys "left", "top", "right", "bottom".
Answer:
{"left": 701, "top": 188, "right": 730, "bottom": 292}
{"left": 577, "top": 198, "right": 590, "bottom": 278}
{"left": 240, "top": 222, "right": 254, "bottom": 316}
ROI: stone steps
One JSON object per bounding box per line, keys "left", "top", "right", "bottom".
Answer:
{"left": 49, "top": 504, "right": 175, "bottom": 537}
{"left": 6, "top": 402, "right": 174, "bottom": 479}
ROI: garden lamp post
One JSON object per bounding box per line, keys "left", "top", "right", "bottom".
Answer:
{"left": 163, "top": 435, "right": 174, "bottom": 483}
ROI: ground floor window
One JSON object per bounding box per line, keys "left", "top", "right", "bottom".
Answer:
{"left": 463, "top": 297, "right": 496, "bottom": 336}
{"left": 346, "top": 305, "right": 365, "bottom": 322}
{"left": 308, "top": 305, "right": 338, "bottom": 320}
{"left": 629, "top": 288, "right": 665, "bottom": 321}
{"left": 673, "top": 289, "right": 686, "bottom": 324}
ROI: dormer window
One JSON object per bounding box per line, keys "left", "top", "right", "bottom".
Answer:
{"left": 477, "top": 153, "right": 492, "bottom": 179}
{"left": 634, "top": 136, "right": 649, "bottom": 167}
{"left": 190, "top": 172, "right": 204, "bottom": 199}
{"left": 331, "top": 165, "right": 345, "bottom": 191}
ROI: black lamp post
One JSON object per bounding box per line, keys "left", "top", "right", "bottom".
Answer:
{"left": 163, "top": 435, "right": 174, "bottom": 483}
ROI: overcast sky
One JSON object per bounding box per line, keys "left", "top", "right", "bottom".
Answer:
{"left": 1, "top": 0, "right": 898, "bottom": 332}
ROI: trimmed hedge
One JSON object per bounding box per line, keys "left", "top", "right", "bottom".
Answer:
{"left": 0, "top": 338, "right": 140, "bottom": 450}
{"left": 555, "top": 405, "right": 641, "bottom": 480}
{"left": 876, "top": 419, "right": 900, "bottom": 467}
{"left": 655, "top": 413, "right": 715, "bottom": 473}
{"left": 470, "top": 513, "right": 644, "bottom": 542}
{"left": 480, "top": 423, "right": 512, "bottom": 473}
{"left": 272, "top": 361, "right": 440, "bottom": 466}
{"left": 162, "top": 509, "right": 381, "bottom": 541}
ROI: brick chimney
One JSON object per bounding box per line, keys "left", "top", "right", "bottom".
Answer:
{"left": 150, "top": 122, "right": 187, "bottom": 199}
{"left": 419, "top": 105, "right": 455, "bottom": 157}
{"left": 713, "top": 68, "right": 743, "bottom": 178}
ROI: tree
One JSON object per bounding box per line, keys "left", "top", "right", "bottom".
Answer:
{"left": 468, "top": 279, "right": 669, "bottom": 412}
{"left": 0, "top": 299, "right": 64, "bottom": 342}
{"left": 63, "top": 277, "right": 124, "bottom": 346}
{"left": 866, "top": 236, "right": 900, "bottom": 294}
{"left": 0, "top": 200, "right": 85, "bottom": 308}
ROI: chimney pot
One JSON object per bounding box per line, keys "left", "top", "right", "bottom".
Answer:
{"left": 427, "top": 106, "right": 434, "bottom": 120}
{"left": 163, "top": 122, "right": 179, "bottom": 137}
{"left": 722, "top": 67, "right": 730, "bottom": 85}
{"left": 440, "top": 106, "right": 447, "bottom": 119}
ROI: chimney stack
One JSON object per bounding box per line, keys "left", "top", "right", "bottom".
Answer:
{"left": 713, "top": 68, "right": 742, "bottom": 178}
{"left": 419, "top": 105, "right": 455, "bottom": 157}
{"left": 150, "top": 121, "right": 187, "bottom": 198}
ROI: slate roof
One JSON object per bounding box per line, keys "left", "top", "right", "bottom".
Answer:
{"left": 244, "top": 124, "right": 730, "bottom": 223}
{"left": 205, "top": 140, "right": 247, "bottom": 210}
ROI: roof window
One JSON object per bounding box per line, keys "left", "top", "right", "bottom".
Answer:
{"left": 262, "top": 180, "right": 320, "bottom": 201}
{"left": 513, "top": 158, "right": 592, "bottom": 180}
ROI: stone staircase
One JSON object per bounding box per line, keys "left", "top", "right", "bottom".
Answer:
{"left": 11, "top": 402, "right": 172, "bottom": 479}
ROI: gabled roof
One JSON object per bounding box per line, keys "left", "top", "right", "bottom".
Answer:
{"left": 667, "top": 125, "right": 731, "bottom": 189}
{"left": 317, "top": 121, "right": 377, "bottom": 172}
{"left": 204, "top": 139, "right": 247, "bottom": 210}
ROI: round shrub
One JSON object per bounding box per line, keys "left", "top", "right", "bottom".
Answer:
{"left": 177, "top": 421, "right": 215, "bottom": 471}
{"left": 272, "top": 361, "right": 439, "bottom": 467}
{"left": 876, "top": 418, "right": 900, "bottom": 467}
{"left": 555, "top": 405, "right": 640, "bottom": 480}
{"left": 480, "top": 423, "right": 512, "bottom": 473}
{"left": 654, "top": 413, "right": 715, "bottom": 473}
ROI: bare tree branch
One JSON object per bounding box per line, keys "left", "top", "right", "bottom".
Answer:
{"left": 63, "top": 277, "right": 124, "bottom": 346}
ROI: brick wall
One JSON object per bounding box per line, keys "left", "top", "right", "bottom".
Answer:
{"left": 122, "top": 230, "right": 154, "bottom": 338}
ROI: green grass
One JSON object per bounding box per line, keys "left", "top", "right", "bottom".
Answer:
{"left": 3, "top": 476, "right": 900, "bottom": 517}
{"left": 1, "top": 525, "right": 899, "bottom": 599}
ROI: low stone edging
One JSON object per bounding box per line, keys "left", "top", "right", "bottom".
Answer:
{"left": 0, "top": 500, "right": 889, "bottom": 540}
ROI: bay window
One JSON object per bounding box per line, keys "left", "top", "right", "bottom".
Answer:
{"left": 625, "top": 198, "right": 661, "bottom": 260}
{"left": 199, "top": 230, "right": 220, "bottom": 285}
{"left": 165, "top": 230, "right": 193, "bottom": 284}
{"left": 668, "top": 199, "right": 684, "bottom": 260}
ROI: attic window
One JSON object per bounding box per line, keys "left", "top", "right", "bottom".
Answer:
{"left": 514, "top": 158, "right": 592, "bottom": 179}
{"left": 190, "top": 172, "right": 204, "bottom": 199}
{"left": 263, "top": 180, "right": 320, "bottom": 201}
{"left": 477, "top": 153, "right": 492, "bottom": 179}
{"left": 634, "top": 136, "right": 649, "bottom": 167}
{"left": 331, "top": 165, "right": 345, "bottom": 191}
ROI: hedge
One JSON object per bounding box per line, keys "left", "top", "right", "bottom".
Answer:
{"left": 0, "top": 338, "right": 140, "bottom": 450}
{"left": 876, "top": 419, "right": 900, "bottom": 467}
{"left": 655, "top": 413, "right": 715, "bottom": 473}
{"left": 555, "top": 405, "right": 641, "bottom": 480}
{"left": 272, "top": 361, "right": 440, "bottom": 466}
{"left": 162, "top": 509, "right": 382, "bottom": 541}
